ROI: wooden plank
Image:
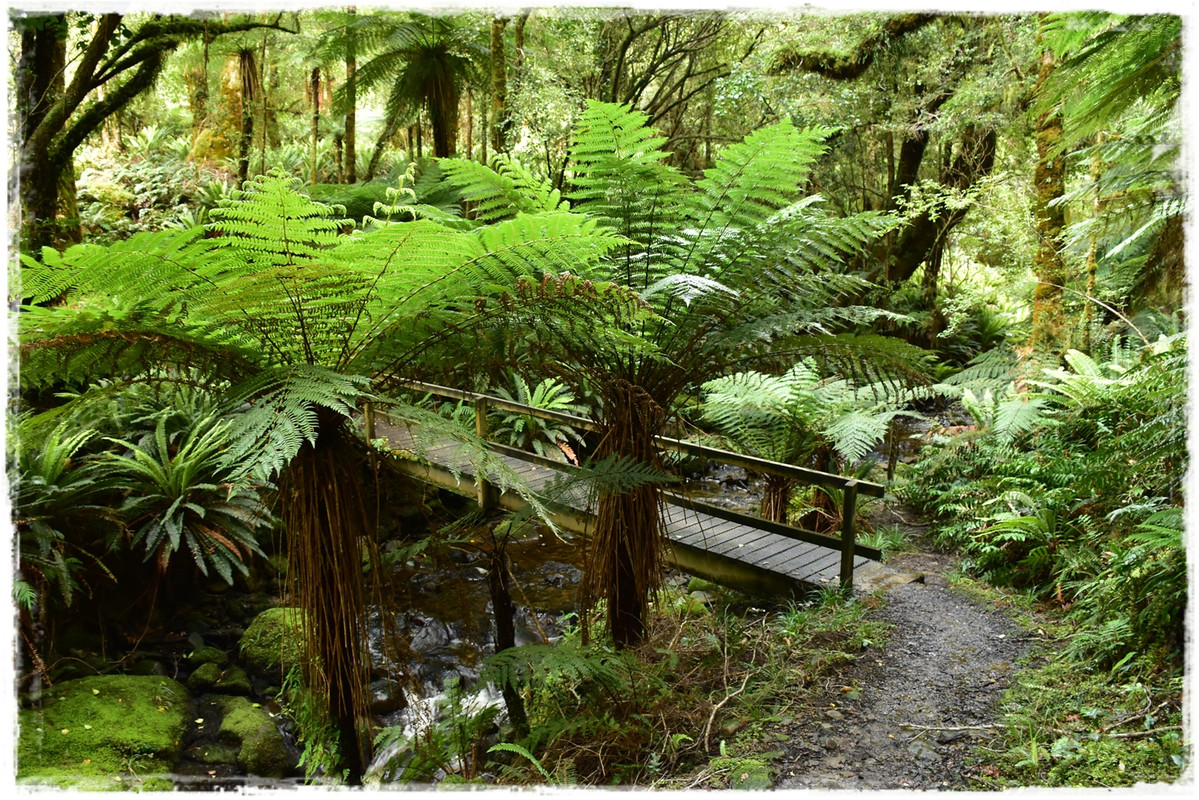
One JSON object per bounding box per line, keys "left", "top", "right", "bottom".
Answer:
{"left": 673, "top": 524, "right": 750, "bottom": 553}
{"left": 662, "top": 493, "right": 882, "bottom": 561}
{"left": 772, "top": 544, "right": 837, "bottom": 577}
{"left": 746, "top": 535, "right": 807, "bottom": 565}
{"left": 792, "top": 551, "right": 844, "bottom": 584}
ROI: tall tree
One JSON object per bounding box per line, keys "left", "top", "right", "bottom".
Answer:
{"left": 355, "top": 12, "right": 486, "bottom": 167}
{"left": 1032, "top": 12, "right": 1184, "bottom": 338}
{"left": 769, "top": 13, "right": 1023, "bottom": 298}
{"left": 12, "top": 11, "right": 293, "bottom": 252}
{"left": 490, "top": 16, "right": 510, "bottom": 154}
{"left": 1029, "top": 41, "right": 1068, "bottom": 352}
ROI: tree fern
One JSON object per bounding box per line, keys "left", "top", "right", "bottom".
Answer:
{"left": 440, "top": 154, "right": 570, "bottom": 223}
{"left": 1037, "top": 13, "right": 1181, "bottom": 154}
{"left": 209, "top": 169, "right": 349, "bottom": 268}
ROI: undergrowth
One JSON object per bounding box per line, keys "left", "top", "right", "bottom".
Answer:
{"left": 944, "top": 573, "right": 1188, "bottom": 788}
{"left": 369, "top": 581, "right": 890, "bottom": 787}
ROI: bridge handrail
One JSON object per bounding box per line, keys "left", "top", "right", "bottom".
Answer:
{"left": 389, "top": 379, "right": 885, "bottom": 496}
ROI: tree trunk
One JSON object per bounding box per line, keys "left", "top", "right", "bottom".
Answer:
{"left": 580, "top": 381, "right": 666, "bottom": 649}
{"left": 487, "top": 536, "right": 529, "bottom": 736}
{"left": 490, "top": 16, "right": 509, "bottom": 154}
{"left": 1083, "top": 134, "right": 1102, "bottom": 353}
{"left": 760, "top": 475, "right": 793, "bottom": 525}
{"left": 16, "top": 14, "right": 77, "bottom": 251}
{"left": 1030, "top": 47, "right": 1069, "bottom": 353}
{"left": 428, "top": 78, "right": 457, "bottom": 157}
{"left": 513, "top": 9, "right": 530, "bottom": 87}
{"left": 186, "top": 25, "right": 210, "bottom": 155}
{"left": 283, "top": 416, "right": 374, "bottom": 785}
{"left": 310, "top": 67, "right": 321, "bottom": 184}
{"left": 465, "top": 90, "right": 473, "bottom": 160}
{"left": 345, "top": 7, "right": 357, "bottom": 183}
{"left": 237, "top": 49, "right": 257, "bottom": 186}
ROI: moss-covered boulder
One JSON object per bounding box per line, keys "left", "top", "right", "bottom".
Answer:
{"left": 214, "top": 696, "right": 295, "bottom": 778}
{"left": 238, "top": 607, "right": 303, "bottom": 680}
{"left": 187, "top": 663, "right": 253, "bottom": 695}
{"left": 17, "top": 675, "right": 190, "bottom": 790}
{"left": 187, "top": 645, "right": 230, "bottom": 668}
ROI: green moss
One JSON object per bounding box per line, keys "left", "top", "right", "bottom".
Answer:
{"left": 187, "top": 645, "right": 230, "bottom": 667}
{"left": 190, "top": 664, "right": 253, "bottom": 695}
{"left": 239, "top": 607, "right": 304, "bottom": 679}
{"left": 17, "top": 675, "right": 190, "bottom": 790}
{"left": 215, "top": 696, "right": 294, "bottom": 778}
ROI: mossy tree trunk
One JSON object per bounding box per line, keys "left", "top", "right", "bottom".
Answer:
{"left": 1030, "top": 46, "right": 1069, "bottom": 354}
{"left": 237, "top": 48, "right": 259, "bottom": 186}
{"left": 490, "top": 16, "right": 510, "bottom": 154}
{"left": 345, "top": 7, "right": 357, "bottom": 183}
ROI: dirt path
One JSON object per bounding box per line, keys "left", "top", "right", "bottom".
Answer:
{"left": 773, "top": 517, "right": 1031, "bottom": 790}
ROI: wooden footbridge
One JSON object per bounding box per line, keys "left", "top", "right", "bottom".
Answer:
{"left": 366, "top": 381, "right": 886, "bottom": 599}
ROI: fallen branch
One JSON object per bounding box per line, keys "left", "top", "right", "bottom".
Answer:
{"left": 1105, "top": 725, "right": 1183, "bottom": 740}
{"left": 703, "top": 673, "right": 751, "bottom": 752}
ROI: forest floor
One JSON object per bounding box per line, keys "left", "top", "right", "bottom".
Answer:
{"left": 771, "top": 506, "right": 1033, "bottom": 790}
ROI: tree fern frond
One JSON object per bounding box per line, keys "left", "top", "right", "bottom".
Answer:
{"left": 18, "top": 226, "right": 211, "bottom": 307}
{"left": 209, "top": 170, "right": 350, "bottom": 269}
{"left": 222, "top": 365, "right": 371, "bottom": 480}
{"left": 440, "top": 154, "right": 570, "bottom": 222}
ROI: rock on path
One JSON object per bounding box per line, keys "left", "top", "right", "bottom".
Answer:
{"left": 774, "top": 551, "right": 1030, "bottom": 790}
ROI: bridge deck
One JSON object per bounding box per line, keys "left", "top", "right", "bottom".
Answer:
{"left": 375, "top": 420, "right": 874, "bottom": 599}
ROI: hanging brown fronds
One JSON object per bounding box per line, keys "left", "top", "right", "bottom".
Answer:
{"left": 281, "top": 414, "right": 372, "bottom": 781}
{"left": 578, "top": 380, "right": 666, "bottom": 649}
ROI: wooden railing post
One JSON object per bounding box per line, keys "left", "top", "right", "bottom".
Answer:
{"left": 474, "top": 397, "right": 495, "bottom": 510}
{"left": 839, "top": 479, "right": 860, "bottom": 593}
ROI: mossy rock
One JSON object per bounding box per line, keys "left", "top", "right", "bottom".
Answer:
{"left": 187, "top": 645, "right": 230, "bottom": 668}
{"left": 17, "top": 675, "right": 190, "bottom": 790}
{"left": 214, "top": 696, "right": 294, "bottom": 778}
{"left": 188, "top": 663, "right": 253, "bottom": 695}
{"left": 239, "top": 607, "right": 304, "bottom": 679}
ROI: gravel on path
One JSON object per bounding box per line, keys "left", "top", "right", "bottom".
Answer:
{"left": 773, "top": 544, "right": 1032, "bottom": 790}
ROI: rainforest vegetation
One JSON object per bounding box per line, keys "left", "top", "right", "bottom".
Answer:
{"left": 8, "top": 6, "right": 1187, "bottom": 790}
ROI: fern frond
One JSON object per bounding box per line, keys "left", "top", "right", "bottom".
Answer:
{"left": 440, "top": 154, "right": 570, "bottom": 222}
{"left": 209, "top": 170, "right": 350, "bottom": 268}
{"left": 222, "top": 365, "right": 371, "bottom": 480}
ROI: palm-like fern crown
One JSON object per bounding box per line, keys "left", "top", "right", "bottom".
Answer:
{"left": 440, "top": 101, "right": 894, "bottom": 408}
{"left": 1037, "top": 13, "right": 1181, "bottom": 154}
{"left": 18, "top": 171, "right": 622, "bottom": 477}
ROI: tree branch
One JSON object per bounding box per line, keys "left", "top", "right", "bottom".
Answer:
{"left": 770, "top": 13, "right": 939, "bottom": 79}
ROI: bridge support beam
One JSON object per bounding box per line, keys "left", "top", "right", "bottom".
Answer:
{"left": 839, "top": 480, "right": 859, "bottom": 593}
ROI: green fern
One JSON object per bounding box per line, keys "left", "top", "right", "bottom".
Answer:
{"left": 440, "top": 154, "right": 570, "bottom": 222}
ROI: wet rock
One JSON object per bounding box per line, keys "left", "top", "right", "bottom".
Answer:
{"left": 238, "top": 608, "right": 303, "bottom": 677}
{"left": 212, "top": 695, "right": 296, "bottom": 778}
{"left": 907, "top": 738, "right": 940, "bottom": 761}
{"left": 188, "top": 645, "right": 230, "bottom": 668}
{"left": 371, "top": 679, "right": 407, "bottom": 715}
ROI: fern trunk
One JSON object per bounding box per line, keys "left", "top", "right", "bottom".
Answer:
{"left": 760, "top": 475, "right": 792, "bottom": 525}
{"left": 579, "top": 381, "right": 666, "bottom": 649}
{"left": 282, "top": 415, "right": 372, "bottom": 784}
